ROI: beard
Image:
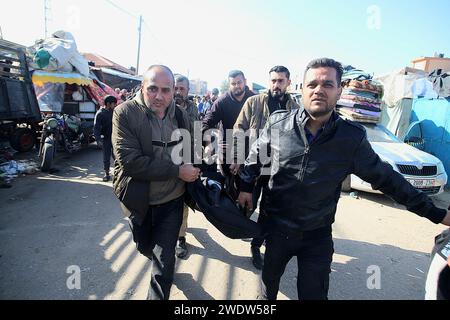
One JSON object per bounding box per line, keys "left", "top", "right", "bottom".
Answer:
{"left": 232, "top": 88, "right": 244, "bottom": 97}
{"left": 306, "top": 103, "right": 335, "bottom": 118}
{"left": 270, "top": 89, "right": 284, "bottom": 100}
{"left": 174, "top": 94, "right": 186, "bottom": 104}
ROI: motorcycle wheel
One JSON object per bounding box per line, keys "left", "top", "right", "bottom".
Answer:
{"left": 40, "top": 143, "right": 55, "bottom": 172}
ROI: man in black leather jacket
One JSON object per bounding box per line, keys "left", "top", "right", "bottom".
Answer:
{"left": 237, "top": 58, "right": 450, "bottom": 300}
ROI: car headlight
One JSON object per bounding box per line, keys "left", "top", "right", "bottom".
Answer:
{"left": 436, "top": 161, "right": 446, "bottom": 175}
{"left": 46, "top": 118, "right": 59, "bottom": 129}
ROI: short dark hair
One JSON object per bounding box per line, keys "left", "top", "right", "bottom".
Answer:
{"left": 174, "top": 74, "right": 190, "bottom": 88}
{"left": 304, "top": 58, "right": 343, "bottom": 85}
{"left": 228, "top": 70, "right": 245, "bottom": 79}
{"left": 104, "top": 95, "right": 117, "bottom": 105}
{"left": 269, "top": 65, "right": 290, "bottom": 79}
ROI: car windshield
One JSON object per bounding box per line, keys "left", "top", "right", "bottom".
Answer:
{"left": 362, "top": 124, "right": 400, "bottom": 143}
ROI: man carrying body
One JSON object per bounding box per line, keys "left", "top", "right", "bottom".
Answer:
{"left": 202, "top": 70, "right": 254, "bottom": 177}
{"left": 173, "top": 74, "right": 200, "bottom": 259}
{"left": 238, "top": 58, "right": 450, "bottom": 300}
{"left": 112, "top": 65, "right": 200, "bottom": 300}
{"left": 233, "top": 66, "right": 300, "bottom": 270}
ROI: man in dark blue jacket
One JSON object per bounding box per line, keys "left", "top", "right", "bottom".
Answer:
{"left": 94, "top": 95, "right": 117, "bottom": 181}
{"left": 238, "top": 58, "right": 450, "bottom": 300}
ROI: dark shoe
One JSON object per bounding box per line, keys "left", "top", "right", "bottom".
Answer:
{"left": 102, "top": 174, "right": 111, "bottom": 182}
{"left": 251, "top": 246, "right": 263, "bottom": 270}
{"left": 176, "top": 237, "right": 188, "bottom": 259}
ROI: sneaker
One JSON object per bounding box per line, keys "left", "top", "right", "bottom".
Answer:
{"left": 251, "top": 246, "right": 263, "bottom": 270}
{"left": 176, "top": 237, "right": 188, "bottom": 259}
{"left": 102, "top": 174, "right": 111, "bottom": 182}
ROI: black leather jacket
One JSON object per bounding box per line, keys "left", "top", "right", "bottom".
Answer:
{"left": 240, "top": 108, "right": 446, "bottom": 235}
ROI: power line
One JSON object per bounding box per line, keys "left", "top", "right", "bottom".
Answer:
{"left": 104, "top": 0, "right": 138, "bottom": 19}
{"left": 141, "top": 18, "right": 170, "bottom": 56}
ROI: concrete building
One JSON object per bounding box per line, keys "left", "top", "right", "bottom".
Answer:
{"left": 411, "top": 54, "right": 450, "bottom": 73}
{"left": 189, "top": 79, "right": 208, "bottom": 96}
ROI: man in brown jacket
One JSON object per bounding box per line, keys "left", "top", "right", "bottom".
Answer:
{"left": 173, "top": 74, "right": 200, "bottom": 259}
{"left": 112, "top": 65, "right": 200, "bottom": 300}
{"left": 232, "top": 66, "right": 300, "bottom": 270}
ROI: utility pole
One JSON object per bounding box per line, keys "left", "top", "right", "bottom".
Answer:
{"left": 136, "top": 15, "right": 143, "bottom": 75}
{"left": 44, "top": 0, "right": 52, "bottom": 38}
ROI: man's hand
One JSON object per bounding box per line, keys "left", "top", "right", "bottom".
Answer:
{"left": 229, "top": 163, "right": 241, "bottom": 175}
{"left": 179, "top": 164, "right": 201, "bottom": 183}
{"left": 238, "top": 192, "right": 253, "bottom": 211}
{"left": 441, "top": 210, "right": 450, "bottom": 226}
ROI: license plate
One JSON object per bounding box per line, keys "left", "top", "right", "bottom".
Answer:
{"left": 407, "top": 179, "right": 434, "bottom": 188}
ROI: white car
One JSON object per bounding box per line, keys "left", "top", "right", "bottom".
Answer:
{"left": 342, "top": 123, "right": 448, "bottom": 196}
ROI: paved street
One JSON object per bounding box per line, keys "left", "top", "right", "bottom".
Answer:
{"left": 0, "top": 147, "right": 448, "bottom": 300}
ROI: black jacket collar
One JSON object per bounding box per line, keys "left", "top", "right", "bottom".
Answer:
{"left": 297, "top": 107, "right": 339, "bottom": 137}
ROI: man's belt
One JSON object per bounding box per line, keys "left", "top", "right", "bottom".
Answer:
{"left": 152, "top": 136, "right": 183, "bottom": 148}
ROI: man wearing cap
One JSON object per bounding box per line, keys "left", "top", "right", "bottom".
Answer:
{"left": 173, "top": 74, "right": 200, "bottom": 259}
{"left": 211, "top": 88, "right": 220, "bottom": 103}
{"left": 232, "top": 65, "right": 300, "bottom": 270}
{"left": 94, "top": 95, "right": 117, "bottom": 182}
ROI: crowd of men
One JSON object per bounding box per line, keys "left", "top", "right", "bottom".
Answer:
{"left": 91, "top": 58, "right": 450, "bottom": 300}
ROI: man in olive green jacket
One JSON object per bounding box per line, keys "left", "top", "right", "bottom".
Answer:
{"left": 112, "top": 65, "right": 200, "bottom": 300}
{"left": 232, "top": 66, "right": 300, "bottom": 270}
{"left": 173, "top": 74, "right": 200, "bottom": 259}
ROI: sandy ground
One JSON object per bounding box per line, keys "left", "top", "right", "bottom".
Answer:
{"left": 0, "top": 147, "right": 448, "bottom": 300}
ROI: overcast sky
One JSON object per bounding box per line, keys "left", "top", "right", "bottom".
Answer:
{"left": 1, "top": 0, "right": 450, "bottom": 89}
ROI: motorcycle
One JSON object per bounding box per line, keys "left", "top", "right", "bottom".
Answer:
{"left": 38, "top": 113, "right": 94, "bottom": 171}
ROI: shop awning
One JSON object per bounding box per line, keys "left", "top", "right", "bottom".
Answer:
{"left": 32, "top": 70, "right": 93, "bottom": 87}
{"left": 101, "top": 67, "right": 142, "bottom": 81}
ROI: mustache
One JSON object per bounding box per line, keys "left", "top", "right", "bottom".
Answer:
{"left": 271, "top": 89, "right": 283, "bottom": 95}
{"left": 312, "top": 93, "right": 326, "bottom": 99}
{"left": 174, "top": 94, "right": 185, "bottom": 100}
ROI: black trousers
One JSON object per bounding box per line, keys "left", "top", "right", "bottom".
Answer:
{"left": 250, "top": 180, "right": 267, "bottom": 248}
{"left": 130, "top": 196, "right": 183, "bottom": 300}
{"left": 260, "top": 228, "right": 334, "bottom": 300}
{"left": 102, "top": 138, "right": 115, "bottom": 172}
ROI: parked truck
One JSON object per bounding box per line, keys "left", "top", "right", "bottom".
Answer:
{"left": 0, "top": 39, "right": 41, "bottom": 152}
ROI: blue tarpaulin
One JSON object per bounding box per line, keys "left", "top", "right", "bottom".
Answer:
{"left": 410, "top": 97, "right": 450, "bottom": 186}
